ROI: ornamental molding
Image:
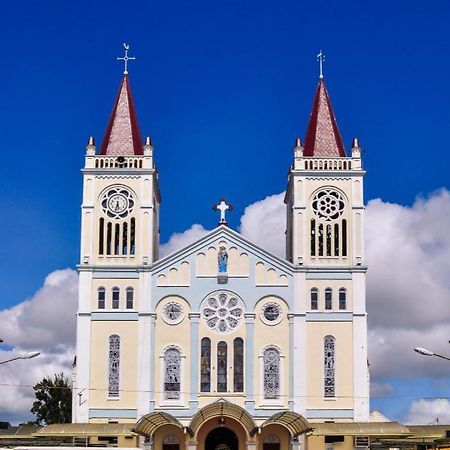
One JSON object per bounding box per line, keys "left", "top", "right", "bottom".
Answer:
{"left": 260, "top": 302, "right": 283, "bottom": 326}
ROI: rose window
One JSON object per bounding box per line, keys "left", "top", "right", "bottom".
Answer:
{"left": 312, "top": 189, "right": 345, "bottom": 221}
{"left": 101, "top": 187, "right": 135, "bottom": 219}
{"left": 162, "top": 302, "right": 184, "bottom": 324}
{"left": 202, "top": 292, "right": 244, "bottom": 334}
{"left": 261, "top": 302, "right": 283, "bottom": 325}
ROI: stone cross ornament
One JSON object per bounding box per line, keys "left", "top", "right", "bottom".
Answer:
{"left": 212, "top": 198, "right": 233, "bottom": 226}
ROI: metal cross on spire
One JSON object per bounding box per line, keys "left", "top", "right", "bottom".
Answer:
{"left": 212, "top": 198, "right": 233, "bottom": 226}
{"left": 317, "top": 50, "right": 325, "bottom": 79}
{"left": 117, "top": 43, "right": 136, "bottom": 75}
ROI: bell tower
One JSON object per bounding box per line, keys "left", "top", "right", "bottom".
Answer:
{"left": 285, "top": 66, "right": 369, "bottom": 421}
{"left": 74, "top": 55, "right": 160, "bottom": 422}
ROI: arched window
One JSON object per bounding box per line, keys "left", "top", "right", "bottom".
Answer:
{"left": 114, "top": 223, "right": 120, "bottom": 255}
{"left": 339, "top": 288, "right": 346, "bottom": 310}
{"left": 200, "top": 338, "right": 211, "bottom": 392}
{"left": 112, "top": 287, "right": 120, "bottom": 309}
{"left": 217, "top": 341, "right": 227, "bottom": 393}
{"left": 99, "top": 218, "right": 104, "bottom": 255}
{"left": 98, "top": 287, "right": 106, "bottom": 309}
{"left": 126, "top": 287, "right": 134, "bottom": 309}
{"left": 325, "top": 288, "right": 332, "bottom": 310}
{"left": 233, "top": 338, "right": 244, "bottom": 392}
{"left": 130, "top": 218, "right": 136, "bottom": 255}
{"left": 310, "top": 219, "right": 316, "bottom": 256}
{"left": 324, "top": 336, "right": 335, "bottom": 398}
{"left": 310, "top": 288, "right": 318, "bottom": 310}
{"left": 164, "top": 348, "right": 181, "bottom": 399}
{"left": 108, "top": 335, "right": 120, "bottom": 397}
{"left": 106, "top": 222, "right": 112, "bottom": 255}
{"left": 263, "top": 347, "right": 280, "bottom": 399}
{"left": 122, "top": 222, "right": 128, "bottom": 255}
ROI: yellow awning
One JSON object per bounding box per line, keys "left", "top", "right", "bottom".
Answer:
{"left": 133, "top": 412, "right": 184, "bottom": 437}
{"left": 189, "top": 399, "right": 257, "bottom": 437}
{"left": 262, "top": 411, "right": 312, "bottom": 436}
{"left": 34, "top": 423, "right": 135, "bottom": 437}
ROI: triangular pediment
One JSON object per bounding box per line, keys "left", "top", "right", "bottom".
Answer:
{"left": 152, "top": 225, "right": 292, "bottom": 275}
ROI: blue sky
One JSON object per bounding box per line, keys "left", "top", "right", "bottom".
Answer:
{"left": 1, "top": 0, "right": 450, "bottom": 423}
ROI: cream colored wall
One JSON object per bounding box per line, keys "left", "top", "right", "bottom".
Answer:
{"left": 258, "top": 424, "right": 291, "bottom": 450}
{"left": 156, "top": 261, "right": 191, "bottom": 286}
{"left": 89, "top": 321, "right": 138, "bottom": 408}
{"left": 255, "top": 262, "right": 289, "bottom": 286}
{"left": 253, "top": 296, "right": 289, "bottom": 408}
{"left": 154, "top": 296, "right": 191, "bottom": 408}
{"left": 152, "top": 425, "right": 186, "bottom": 450}
{"left": 91, "top": 279, "right": 139, "bottom": 310}
{"left": 305, "top": 280, "right": 353, "bottom": 311}
{"left": 306, "top": 322, "right": 353, "bottom": 409}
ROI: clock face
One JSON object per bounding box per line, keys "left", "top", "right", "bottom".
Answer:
{"left": 107, "top": 194, "right": 128, "bottom": 214}
{"left": 101, "top": 187, "right": 134, "bottom": 219}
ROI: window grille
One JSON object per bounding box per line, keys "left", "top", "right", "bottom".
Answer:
{"left": 112, "top": 287, "right": 120, "bottom": 309}
{"left": 324, "top": 336, "right": 335, "bottom": 397}
{"left": 164, "top": 348, "right": 181, "bottom": 400}
{"left": 263, "top": 347, "right": 280, "bottom": 399}
{"left": 108, "top": 335, "right": 120, "bottom": 397}
{"left": 325, "top": 288, "right": 332, "bottom": 310}
{"left": 339, "top": 289, "right": 346, "bottom": 310}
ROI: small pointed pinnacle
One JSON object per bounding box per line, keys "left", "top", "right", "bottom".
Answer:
{"left": 145, "top": 136, "right": 152, "bottom": 146}
{"left": 87, "top": 136, "right": 95, "bottom": 146}
{"left": 295, "top": 137, "right": 303, "bottom": 148}
{"left": 352, "top": 137, "right": 360, "bottom": 148}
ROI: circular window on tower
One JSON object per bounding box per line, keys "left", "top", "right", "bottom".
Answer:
{"left": 311, "top": 188, "right": 345, "bottom": 221}
{"left": 162, "top": 301, "right": 184, "bottom": 325}
{"left": 101, "top": 187, "right": 135, "bottom": 219}
{"left": 201, "top": 291, "right": 244, "bottom": 334}
{"left": 261, "top": 302, "right": 283, "bottom": 325}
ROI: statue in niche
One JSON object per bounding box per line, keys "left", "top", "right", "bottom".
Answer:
{"left": 218, "top": 246, "right": 228, "bottom": 273}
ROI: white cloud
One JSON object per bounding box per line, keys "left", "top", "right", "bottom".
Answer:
{"left": 405, "top": 399, "right": 450, "bottom": 424}
{"left": 239, "top": 192, "right": 286, "bottom": 257}
{"left": 159, "top": 224, "right": 210, "bottom": 258}
{"left": 0, "top": 269, "right": 77, "bottom": 423}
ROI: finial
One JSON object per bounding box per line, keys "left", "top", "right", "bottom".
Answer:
{"left": 352, "top": 137, "right": 360, "bottom": 148}
{"left": 117, "top": 43, "right": 136, "bottom": 75}
{"left": 317, "top": 50, "right": 325, "bottom": 80}
{"left": 145, "top": 136, "right": 152, "bottom": 146}
{"left": 87, "top": 136, "right": 95, "bottom": 146}
{"left": 212, "top": 198, "right": 233, "bottom": 226}
{"left": 295, "top": 137, "right": 303, "bottom": 148}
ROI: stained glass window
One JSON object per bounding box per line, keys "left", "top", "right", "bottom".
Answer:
{"left": 108, "top": 335, "right": 120, "bottom": 397}
{"left": 324, "top": 335, "right": 335, "bottom": 397}
{"left": 339, "top": 289, "right": 346, "bottom": 310}
{"left": 233, "top": 338, "right": 244, "bottom": 392}
{"left": 325, "top": 288, "right": 332, "bottom": 310}
{"left": 217, "top": 341, "right": 227, "bottom": 393}
{"left": 263, "top": 347, "right": 280, "bottom": 399}
{"left": 200, "top": 338, "right": 211, "bottom": 392}
{"left": 164, "top": 348, "right": 181, "bottom": 400}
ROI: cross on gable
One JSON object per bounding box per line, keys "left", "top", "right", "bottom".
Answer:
{"left": 212, "top": 198, "right": 233, "bottom": 226}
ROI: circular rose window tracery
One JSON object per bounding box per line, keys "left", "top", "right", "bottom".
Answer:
{"left": 312, "top": 189, "right": 345, "bottom": 221}
{"left": 101, "top": 187, "right": 135, "bottom": 219}
{"left": 202, "top": 291, "right": 244, "bottom": 334}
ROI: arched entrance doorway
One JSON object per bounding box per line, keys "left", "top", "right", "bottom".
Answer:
{"left": 205, "top": 427, "right": 238, "bottom": 450}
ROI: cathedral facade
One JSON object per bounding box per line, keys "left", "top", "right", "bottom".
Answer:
{"left": 73, "top": 68, "right": 369, "bottom": 450}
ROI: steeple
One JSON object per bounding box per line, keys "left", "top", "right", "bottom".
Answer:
{"left": 100, "top": 75, "right": 143, "bottom": 156}
{"left": 303, "top": 78, "right": 346, "bottom": 157}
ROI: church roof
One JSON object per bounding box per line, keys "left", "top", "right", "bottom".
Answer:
{"left": 100, "top": 75, "right": 143, "bottom": 156}
{"left": 303, "top": 78, "right": 346, "bottom": 157}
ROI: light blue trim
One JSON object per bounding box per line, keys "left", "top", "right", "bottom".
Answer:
{"left": 149, "top": 314, "right": 156, "bottom": 407}
{"left": 189, "top": 313, "right": 200, "bottom": 402}
{"left": 91, "top": 312, "right": 138, "bottom": 321}
{"left": 93, "top": 271, "right": 140, "bottom": 279}
{"left": 89, "top": 408, "right": 137, "bottom": 419}
{"left": 245, "top": 314, "right": 255, "bottom": 401}
{"left": 306, "top": 272, "right": 352, "bottom": 280}
{"left": 288, "top": 314, "right": 294, "bottom": 400}
{"left": 306, "top": 409, "right": 354, "bottom": 419}
{"left": 306, "top": 312, "right": 353, "bottom": 322}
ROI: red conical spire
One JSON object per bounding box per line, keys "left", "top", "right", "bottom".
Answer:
{"left": 100, "top": 75, "right": 143, "bottom": 156}
{"left": 303, "top": 79, "right": 346, "bottom": 157}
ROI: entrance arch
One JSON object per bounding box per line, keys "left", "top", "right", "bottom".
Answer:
{"left": 205, "top": 427, "right": 238, "bottom": 450}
